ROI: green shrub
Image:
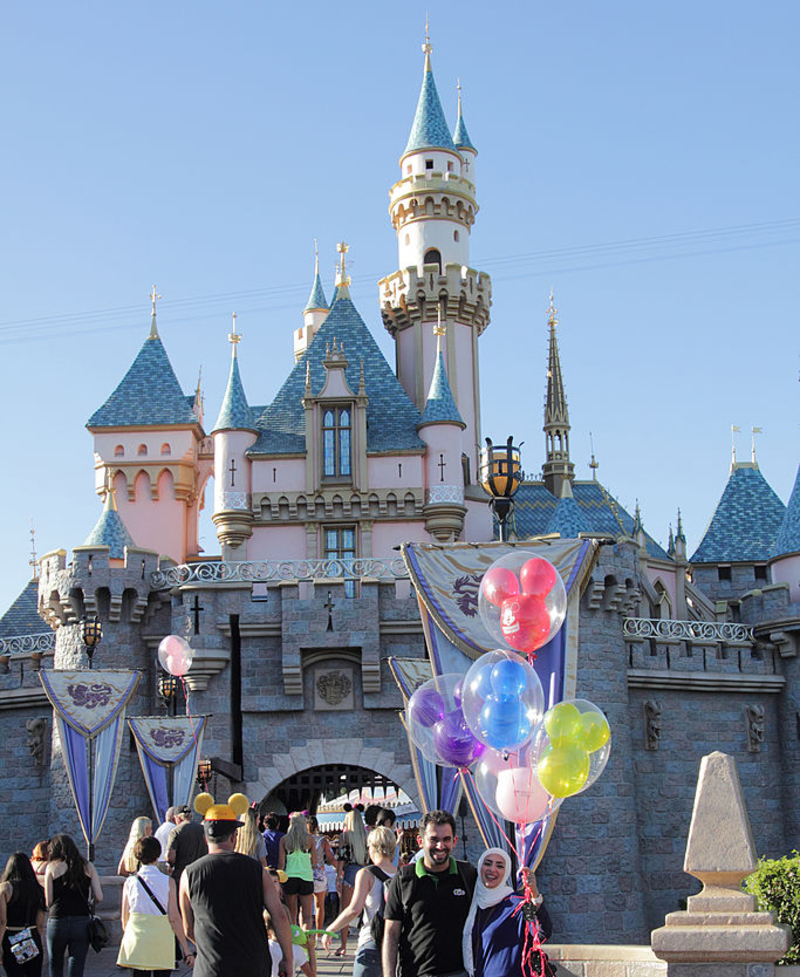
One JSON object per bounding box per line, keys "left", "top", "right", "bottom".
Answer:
{"left": 744, "top": 851, "right": 800, "bottom": 964}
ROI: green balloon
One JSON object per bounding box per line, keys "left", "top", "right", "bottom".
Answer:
{"left": 537, "top": 744, "right": 590, "bottom": 798}
{"left": 580, "top": 712, "right": 611, "bottom": 753}
{"left": 544, "top": 701, "right": 583, "bottom": 746}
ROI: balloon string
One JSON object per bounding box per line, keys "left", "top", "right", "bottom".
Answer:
{"left": 178, "top": 676, "right": 202, "bottom": 755}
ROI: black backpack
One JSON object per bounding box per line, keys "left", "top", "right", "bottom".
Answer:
{"left": 364, "top": 865, "right": 392, "bottom": 946}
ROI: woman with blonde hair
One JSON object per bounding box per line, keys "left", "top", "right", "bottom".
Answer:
{"left": 305, "top": 816, "right": 335, "bottom": 940}
{"left": 117, "top": 817, "right": 152, "bottom": 877}
{"left": 234, "top": 808, "right": 267, "bottom": 866}
{"left": 334, "top": 805, "right": 368, "bottom": 956}
{"left": 278, "top": 814, "right": 318, "bottom": 934}
{"left": 323, "top": 826, "right": 396, "bottom": 976}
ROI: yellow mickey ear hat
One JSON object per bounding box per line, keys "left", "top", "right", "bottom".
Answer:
{"left": 194, "top": 791, "right": 250, "bottom": 824}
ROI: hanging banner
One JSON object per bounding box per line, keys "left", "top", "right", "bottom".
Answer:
{"left": 128, "top": 716, "right": 207, "bottom": 823}
{"left": 397, "top": 539, "right": 601, "bottom": 869}
{"left": 40, "top": 669, "right": 140, "bottom": 852}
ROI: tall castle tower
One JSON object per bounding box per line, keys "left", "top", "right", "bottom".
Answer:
{"left": 379, "top": 31, "right": 491, "bottom": 485}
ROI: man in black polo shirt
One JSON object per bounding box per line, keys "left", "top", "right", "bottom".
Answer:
{"left": 382, "top": 809, "right": 477, "bottom": 977}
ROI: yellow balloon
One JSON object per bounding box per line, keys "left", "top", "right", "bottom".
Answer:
{"left": 544, "top": 701, "right": 582, "bottom": 746}
{"left": 537, "top": 745, "right": 590, "bottom": 798}
{"left": 580, "top": 712, "right": 610, "bottom": 753}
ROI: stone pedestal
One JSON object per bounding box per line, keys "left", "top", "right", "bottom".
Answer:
{"left": 651, "top": 752, "right": 791, "bottom": 973}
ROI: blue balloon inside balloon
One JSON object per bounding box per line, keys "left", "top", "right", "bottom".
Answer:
{"left": 467, "top": 663, "right": 494, "bottom": 701}
{"left": 479, "top": 694, "right": 532, "bottom": 751}
{"left": 490, "top": 659, "right": 527, "bottom": 697}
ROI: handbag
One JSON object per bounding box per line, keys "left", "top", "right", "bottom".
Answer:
{"left": 8, "top": 927, "right": 39, "bottom": 964}
{"left": 81, "top": 877, "right": 109, "bottom": 953}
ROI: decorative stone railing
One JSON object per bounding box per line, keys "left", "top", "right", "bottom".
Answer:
{"left": 0, "top": 632, "right": 56, "bottom": 656}
{"left": 151, "top": 557, "right": 409, "bottom": 589}
{"left": 622, "top": 618, "right": 753, "bottom": 643}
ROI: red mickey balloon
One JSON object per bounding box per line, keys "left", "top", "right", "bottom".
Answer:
{"left": 481, "top": 567, "right": 520, "bottom": 607}
{"left": 499, "top": 594, "right": 551, "bottom": 653}
{"left": 520, "top": 557, "right": 558, "bottom": 597}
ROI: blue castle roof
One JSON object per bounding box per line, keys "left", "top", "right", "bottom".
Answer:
{"left": 511, "top": 481, "right": 671, "bottom": 560}
{"left": 690, "top": 463, "right": 786, "bottom": 564}
{"left": 419, "top": 351, "right": 464, "bottom": 428}
{"left": 249, "top": 294, "right": 425, "bottom": 456}
{"left": 303, "top": 268, "right": 329, "bottom": 313}
{"left": 772, "top": 462, "right": 800, "bottom": 558}
{"left": 453, "top": 104, "right": 476, "bottom": 152}
{"left": 213, "top": 351, "right": 254, "bottom": 432}
{"left": 87, "top": 335, "right": 197, "bottom": 429}
{"left": 0, "top": 579, "right": 43, "bottom": 639}
{"left": 84, "top": 501, "right": 136, "bottom": 559}
{"left": 404, "top": 56, "right": 457, "bottom": 156}
{"left": 545, "top": 494, "right": 590, "bottom": 538}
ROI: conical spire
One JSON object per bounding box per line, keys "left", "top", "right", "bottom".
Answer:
{"left": 213, "top": 314, "right": 255, "bottom": 432}
{"left": 149, "top": 285, "right": 161, "bottom": 339}
{"left": 452, "top": 79, "right": 476, "bottom": 152}
{"left": 303, "top": 240, "right": 329, "bottom": 313}
{"left": 772, "top": 462, "right": 800, "bottom": 558}
{"left": 544, "top": 479, "right": 589, "bottom": 538}
{"left": 332, "top": 242, "right": 351, "bottom": 301}
{"left": 542, "top": 290, "right": 575, "bottom": 496}
{"left": 84, "top": 483, "right": 136, "bottom": 559}
{"left": 419, "top": 308, "right": 464, "bottom": 428}
{"left": 403, "top": 26, "right": 457, "bottom": 157}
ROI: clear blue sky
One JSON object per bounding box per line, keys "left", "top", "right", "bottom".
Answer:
{"left": 1, "top": 1, "right": 798, "bottom": 614}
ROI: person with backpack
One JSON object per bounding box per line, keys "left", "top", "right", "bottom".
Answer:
{"left": 321, "top": 826, "right": 396, "bottom": 977}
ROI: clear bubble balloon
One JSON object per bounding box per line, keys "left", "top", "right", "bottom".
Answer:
{"left": 158, "top": 634, "right": 194, "bottom": 677}
{"left": 530, "top": 698, "right": 611, "bottom": 798}
{"left": 462, "top": 649, "right": 545, "bottom": 752}
{"left": 406, "top": 673, "right": 484, "bottom": 769}
{"left": 473, "top": 746, "right": 562, "bottom": 824}
{"left": 479, "top": 553, "right": 567, "bottom": 655}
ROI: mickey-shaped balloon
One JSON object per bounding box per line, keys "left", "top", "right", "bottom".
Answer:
{"left": 479, "top": 552, "right": 567, "bottom": 655}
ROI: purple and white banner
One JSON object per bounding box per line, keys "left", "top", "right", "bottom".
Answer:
{"left": 128, "top": 716, "right": 207, "bottom": 823}
{"left": 40, "top": 670, "right": 140, "bottom": 851}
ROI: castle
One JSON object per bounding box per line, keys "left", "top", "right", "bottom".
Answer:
{"left": 0, "top": 35, "right": 798, "bottom": 945}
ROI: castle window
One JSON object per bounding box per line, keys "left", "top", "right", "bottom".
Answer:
{"left": 324, "top": 526, "right": 356, "bottom": 598}
{"left": 114, "top": 445, "right": 124, "bottom": 458}
{"left": 755, "top": 564, "right": 768, "bottom": 583}
{"left": 718, "top": 566, "right": 731, "bottom": 582}
{"left": 425, "top": 158, "right": 434, "bottom": 170}
{"left": 447, "top": 161, "right": 453, "bottom": 172}
{"left": 406, "top": 164, "right": 412, "bottom": 175}
{"left": 161, "top": 443, "right": 171, "bottom": 456}
{"left": 137, "top": 444, "right": 148, "bottom": 457}
{"left": 405, "top": 234, "right": 410, "bottom": 245}
{"left": 424, "top": 248, "right": 442, "bottom": 272}
{"left": 322, "top": 407, "right": 352, "bottom": 479}
{"left": 453, "top": 230, "right": 460, "bottom": 242}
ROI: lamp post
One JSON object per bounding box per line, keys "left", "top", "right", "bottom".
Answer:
{"left": 80, "top": 615, "right": 103, "bottom": 668}
{"left": 479, "top": 436, "right": 523, "bottom": 542}
{"left": 157, "top": 674, "right": 178, "bottom": 716}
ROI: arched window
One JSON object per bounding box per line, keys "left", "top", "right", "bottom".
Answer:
{"left": 137, "top": 444, "right": 147, "bottom": 457}
{"left": 114, "top": 445, "right": 124, "bottom": 457}
{"left": 424, "top": 248, "right": 442, "bottom": 272}
{"left": 322, "top": 407, "right": 352, "bottom": 479}
{"left": 161, "top": 443, "right": 171, "bottom": 456}
{"left": 453, "top": 230, "right": 460, "bottom": 242}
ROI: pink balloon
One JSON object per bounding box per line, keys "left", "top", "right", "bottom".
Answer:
{"left": 520, "top": 557, "right": 558, "bottom": 597}
{"left": 158, "top": 635, "right": 194, "bottom": 677}
{"left": 495, "top": 766, "right": 552, "bottom": 823}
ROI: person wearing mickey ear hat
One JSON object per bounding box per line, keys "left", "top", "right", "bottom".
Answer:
{"left": 178, "top": 793, "right": 294, "bottom": 977}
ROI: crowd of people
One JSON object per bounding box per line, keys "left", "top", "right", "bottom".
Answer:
{"left": 0, "top": 801, "right": 553, "bottom": 977}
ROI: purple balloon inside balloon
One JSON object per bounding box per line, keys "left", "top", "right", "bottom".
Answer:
{"left": 433, "top": 710, "right": 485, "bottom": 767}
{"left": 409, "top": 687, "right": 446, "bottom": 729}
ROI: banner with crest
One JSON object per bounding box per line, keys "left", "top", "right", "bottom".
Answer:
{"left": 128, "top": 716, "right": 207, "bottom": 823}
{"left": 40, "top": 670, "right": 141, "bottom": 852}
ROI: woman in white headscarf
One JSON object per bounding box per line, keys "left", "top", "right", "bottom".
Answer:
{"left": 462, "top": 848, "right": 553, "bottom": 977}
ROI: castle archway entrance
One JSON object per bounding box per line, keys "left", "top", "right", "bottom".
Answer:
{"left": 265, "top": 763, "right": 402, "bottom": 815}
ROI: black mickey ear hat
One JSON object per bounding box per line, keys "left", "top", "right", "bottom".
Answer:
{"left": 355, "top": 803, "right": 365, "bottom": 813}
{"left": 343, "top": 802, "right": 353, "bottom": 813}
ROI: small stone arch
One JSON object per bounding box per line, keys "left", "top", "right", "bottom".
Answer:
{"left": 247, "top": 739, "right": 417, "bottom": 807}
{"left": 137, "top": 443, "right": 148, "bottom": 457}
{"left": 114, "top": 444, "right": 125, "bottom": 458}
{"left": 160, "top": 443, "right": 171, "bottom": 456}
{"left": 134, "top": 469, "right": 152, "bottom": 502}
{"left": 157, "top": 468, "right": 175, "bottom": 500}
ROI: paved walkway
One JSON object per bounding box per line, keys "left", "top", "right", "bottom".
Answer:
{"left": 79, "top": 941, "right": 355, "bottom": 975}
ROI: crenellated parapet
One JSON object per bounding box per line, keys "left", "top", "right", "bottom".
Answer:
{"left": 379, "top": 263, "right": 492, "bottom": 337}
{"left": 389, "top": 171, "right": 478, "bottom": 234}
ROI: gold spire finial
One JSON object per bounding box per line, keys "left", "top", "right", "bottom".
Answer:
{"left": 422, "top": 14, "right": 432, "bottom": 67}
{"left": 228, "top": 311, "right": 242, "bottom": 356}
{"left": 457, "top": 77, "right": 462, "bottom": 112}
{"left": 547, "top": 288, "right": 558, "bottom": 328}
{"left": 433, "top": 302, "right": 446, "bottom": 352}
{"left": 588, "top": 431, "right": 599, "bottom": 479}
{"left": 29, "top": 520, "right": 38, "bottom": 580}
{"left": 104, "top": 470, "right": 119, "bottom": 511}
{"left": 314, "top": 237, "right": 319, "bottom": 275}
{"left": 731, "top": 424, "right": 740, "bottom": 467}
{"left": 149, "top": 284, "right": 162, "bottom": 338}
{"left": 336, "top": 241, "right": 351, "bottom": 287}
{"left": 751, "top": 426, "right": 763, "bottom": 464}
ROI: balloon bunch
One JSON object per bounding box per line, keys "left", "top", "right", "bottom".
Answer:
{"left": 479, "top": 553, "right": 567, "bottom": 656}
{"left": 407, "top": 673, "right": 485, "bottom": 769}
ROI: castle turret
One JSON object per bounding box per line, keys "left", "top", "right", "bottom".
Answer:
{"left": 211, "top": 315, "right": 258, "bottom": 554}
{"left": 86, "top": 288, "right": 208, "bottom": 563}
{"left": 379, "top": 32, "right": 491, "bottom": 485}
{"left": 417, "top": 313, "right": 466, "bottom": 541}
{"left": 770, "top": 461, "right": 800, "bottom": 600}
{"left": 542, "top": 292, "right": 575, "bottom": 497}
{"left": 83, "top": 484, "right": 136, "bottom": 565}
{"left": 294, "top": 242, "right": 330, "bottom": 361}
